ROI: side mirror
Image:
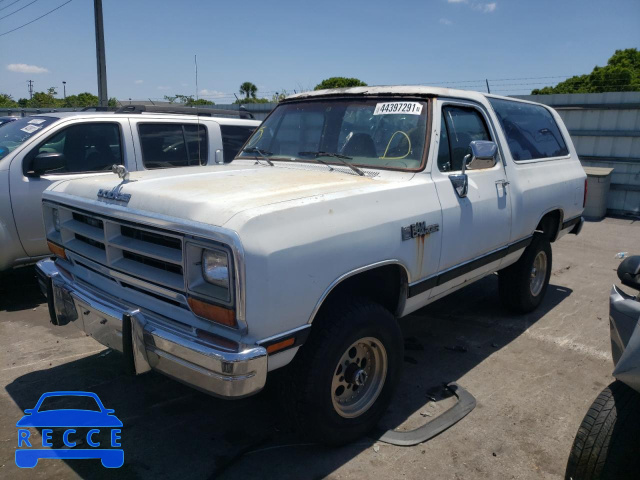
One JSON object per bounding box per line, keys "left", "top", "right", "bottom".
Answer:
{"left": 450, "top": 140, "right": 498, "bottom": 199}
{"left": 464, "top": 140, "right": 498, "bottom": 172}
{"left": 29, "top": 152, "right": 66, "bottom": 177}
{"left": 618, "top": 256, "right": 640, "bottom": 291}
{"left": 214, "top": 149, "right": 223, "bottom": 164}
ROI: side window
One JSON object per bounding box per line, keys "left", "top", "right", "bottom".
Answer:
{"left": 440, "top": 106, "right": 491, "bottom": 171}
{"left": 138, "top": 123, "right": 207, "bottom": 169}
{"left": 220, "top": 125, "right": 256, "bottom": 162}
{"left": 28, "top": 123, "right": 122, "bottom": 175}
{"left": 489, "top": 98, "right": 568, "bottom": 161}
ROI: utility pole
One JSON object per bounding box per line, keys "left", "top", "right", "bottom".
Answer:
{"left": 27, "top": 80, "right": 34, "bottom": 99}
{"left": 94, "top": 0, "right": 108, "bottom": 107}
{"left": 62, "top": 81, "right": 67, "bottom": 99}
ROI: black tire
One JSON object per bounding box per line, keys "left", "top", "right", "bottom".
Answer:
{"left": 287, "top": 297, "right": 403, "bottom": 445}
{"left": 566, "top": 381, "right": 640, "bottom": 480}
{"left": 499, "top": 235, "right": 552, "bottom": 313}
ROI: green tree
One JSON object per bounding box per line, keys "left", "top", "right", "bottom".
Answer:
{"left": 233, "top": 97, "right": 270, "bottom": 105}
{"left": 28, "top": 90, "right": 62, "bottom": 108}
{"left": 63, "top": 92, "right": 99, "bottom": 108}
{"left": 314, "top": 77, "right": 367, "bottom": 90}
{"left": 108, "top": 97, "right": 119, "bottom": 107}
{"left": 164, "top": 94, "right": 214, "bottom": 106}
{"left": 239, "top": 82, "right": 258, "bottom": 99}
{"left": 0, "top": 93, "right": 18, "bottom": 108}
{"left": 532, "top": 48, "right": 640, "bottom": 94}
{"left": 271, "top": 90, "right": 289, "bottom": 103}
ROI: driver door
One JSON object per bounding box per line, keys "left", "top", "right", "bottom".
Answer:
{"left": 430, "top": 100, "right": 512, "bottom": 298}
{"left": 9, "top": 120, "right": 130, "bottom": 257}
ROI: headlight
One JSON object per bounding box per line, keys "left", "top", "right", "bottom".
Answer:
{"left": 202, "top": 249, "right": 230, "bottom": 288}
{"left": 52, "top": 208, "right": 60, "bottom": 232}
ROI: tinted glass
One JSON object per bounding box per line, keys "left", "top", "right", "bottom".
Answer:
{"left": 220, "top": 125, "right": 256, "bottom": 162}
{"left": 0, "top": 116, "right": 58, "bottom": 161}
{"left": 238, "top": 99, "right": 428, "bottom": 170}
{"left": 441, "top": 106, "right": 491, "bottom": 171}
{"left": 489, "top": 98, "right": 568, "bottom": 161}
{"left": 437, "top": 120, "right": 452, "bottom": 171}
{"left": 26, "top": 122, "right": 122, "bottom": 175}
{"left": 139, "top": 123, "right": 207, "bottom": 169}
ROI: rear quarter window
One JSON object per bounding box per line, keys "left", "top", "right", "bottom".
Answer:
{"left": 489, "top": 98, "right": 569, "bottom": 161}
{"left": 138, "top": 123, "right": 207, "bottom": 169}
{"left": 220, "top": 125, "right": 256, "bottom": 162}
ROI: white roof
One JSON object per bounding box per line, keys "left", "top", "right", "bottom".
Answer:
{"left": 286, "top": 85, "right": 536, "bottom": 105}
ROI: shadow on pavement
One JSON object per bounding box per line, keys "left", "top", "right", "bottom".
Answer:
{"left": 4, "top": 270, "right": 572, "bottom": 479}
{"left": 0, "top": 266, "right": 45, "bottom": 312}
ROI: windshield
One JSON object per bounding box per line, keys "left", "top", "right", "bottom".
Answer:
{"left": 237, "top": 98, "right": 429, "bottom": 170}
{"left": 0, "top": 116, "right": 58, "bottom": 161}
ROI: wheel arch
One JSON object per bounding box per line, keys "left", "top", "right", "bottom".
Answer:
{"left": 307, "top": 260, "right": 410, "bottom": 324}
{"left": 535, "top": 208, "right": 564, "bottom": 242}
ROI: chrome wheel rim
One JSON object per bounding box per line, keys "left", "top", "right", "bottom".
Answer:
{"left": 331, "top": 337, "right": 388, "bottom": 418}
{"left": 530, "top": 251, "right": 548, "bottom": 297}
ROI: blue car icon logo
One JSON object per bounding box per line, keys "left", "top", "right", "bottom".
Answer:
{"left": 15, "top": 391, "right": 123, "bottom": 468}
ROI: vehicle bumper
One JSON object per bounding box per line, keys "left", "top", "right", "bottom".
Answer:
{"left": 609, "top": 284, "right": 640, "bottom": 393}
{"left": 569, "top": 216, "right": 584, "bottom": 236}
{"left": 36, "top": 259, "right": 267, "bottom": 398}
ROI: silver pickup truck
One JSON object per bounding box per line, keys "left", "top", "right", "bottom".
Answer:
{"left": 0, "top": 107, "right": 259, "bottom": 271}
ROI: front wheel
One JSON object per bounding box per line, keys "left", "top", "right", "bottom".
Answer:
{"left": 499, "top": 235, "right": 552, "bottom": 313}
{"left": 287, "top": 297, "right": 403, "bottom": 445}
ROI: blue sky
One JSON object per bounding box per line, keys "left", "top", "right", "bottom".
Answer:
{"left": 1, "top": 0, "right": 639, "bottom": 103}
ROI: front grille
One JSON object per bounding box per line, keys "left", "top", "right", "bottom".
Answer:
{"left": 54, "top": 206, "right": 185, "bottom": 291}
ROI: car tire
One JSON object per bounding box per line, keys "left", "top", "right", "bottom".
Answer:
{"left": 565, "top": 381, "right": 640, "bottom": 480}
{"left": 498, "top": 234, "right": 552, "bottom": 313}
{"left": 286, "top": 296, "right": 403, "bottom": 446}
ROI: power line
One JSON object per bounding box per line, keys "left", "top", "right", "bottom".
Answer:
{"left": 0, "top": 0, "right": 39, "bottom": 20}
{"left": 0, "top": 0, "right": 72, "bottom": 37}
{"left": 0, "top": 0, "right": 22, "bottom": 12}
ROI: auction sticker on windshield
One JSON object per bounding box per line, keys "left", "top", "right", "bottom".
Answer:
{"left": 373, "top": 102, "right": 423, "bottom": 115}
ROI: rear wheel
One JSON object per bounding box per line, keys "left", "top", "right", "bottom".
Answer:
{"left": 566, "top": 381, "right": 640, "bottom": 479}
{"left": 499, "top": 235, "right": 552, "bottom": 313}
{"left": 287, "top": 297, "right": 403, "bottom": 445}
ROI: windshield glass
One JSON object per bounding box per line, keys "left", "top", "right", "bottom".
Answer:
{"left": 0, "top": 116, "right": 58, "bottom": 161}
{"left": 237, "top": 98, "right": 429, "bottom": 170}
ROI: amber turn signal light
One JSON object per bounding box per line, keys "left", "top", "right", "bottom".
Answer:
{"left": 266, "top": 337, "right": 295, "bottom": 354}
{"left": 188, "top": 297, "right": 237, "bottom": 328}
{"left": 47, "top": 241, "right": 66, "bottom": 260}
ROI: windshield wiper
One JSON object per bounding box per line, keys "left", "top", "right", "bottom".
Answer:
{"left": 242, "top": 147, "right": 274, "bottom": 166}
{"left": 298, "top": 151, "right": 364, "bottom": 176}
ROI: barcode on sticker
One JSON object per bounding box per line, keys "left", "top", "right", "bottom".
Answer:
{"left": 28, "top": 119, "right": 46, "bottom": 124}
{"left": 20, "top": 125, "right": 40, "bottom": 134}
{"left": 373, "top": 102, "right": 423, "bottom": 115}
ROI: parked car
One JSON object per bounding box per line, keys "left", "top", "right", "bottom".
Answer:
{"left": 0, "top": 106, "right": 260, "bottom": 271}
{"left": 566, "top": 255, "right": 640, "bottom": 480}
{"left": 0, "top": 116, "right": 19, "bottom": 127}
{"left": 36, "top": 86, "right": 586, "bottom": 444}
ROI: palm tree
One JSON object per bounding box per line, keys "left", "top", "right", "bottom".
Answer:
{"left": 239, "top": 82, "right": 258, "bottom": 99}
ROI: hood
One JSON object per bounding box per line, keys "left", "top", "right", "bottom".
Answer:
{"left": 49, "top": 163, "right": 392, "bottom": 227}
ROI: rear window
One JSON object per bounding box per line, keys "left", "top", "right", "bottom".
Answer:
{"left": 138, "top": 123, "right": 208, "bottom": 169}
{"left": 489, "top": 98, "right": 569, "bottom": 161}
{"left": 220, "top": 125, "right": 256, "bottom": 162}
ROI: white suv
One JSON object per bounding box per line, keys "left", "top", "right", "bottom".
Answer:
{"left": 37, "top": 86, "right": 586, "bottom": 444}
{"left": 0, "top": 106, "right": 260, "bottom": 270}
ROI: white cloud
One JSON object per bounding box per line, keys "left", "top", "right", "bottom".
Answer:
{"left": 134, "top": 79, "right": 143, "bottom": 84}
{"left": 439, "top": 18, "right": 453, "bottom": 25}
{"left": 199, "top": 89, "right": 225, "bottom": 97}
{"left": 482, "top": 2, "right": 497, "bottom": 12}
{"left": 7, "top": 63, "right": 49, "bottom": 74}
{"left": 157, "top": 85, "right": 171, "bottom": 90}
{"left": 473, "top": 2, "right": 497, "bottom": 12}
{"left": 447, "top": 0, "right": 467, "bottom": 3}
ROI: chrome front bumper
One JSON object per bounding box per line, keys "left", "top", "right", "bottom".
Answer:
{"left": 36, "top": 259, "right": 267, "bottom": 398}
